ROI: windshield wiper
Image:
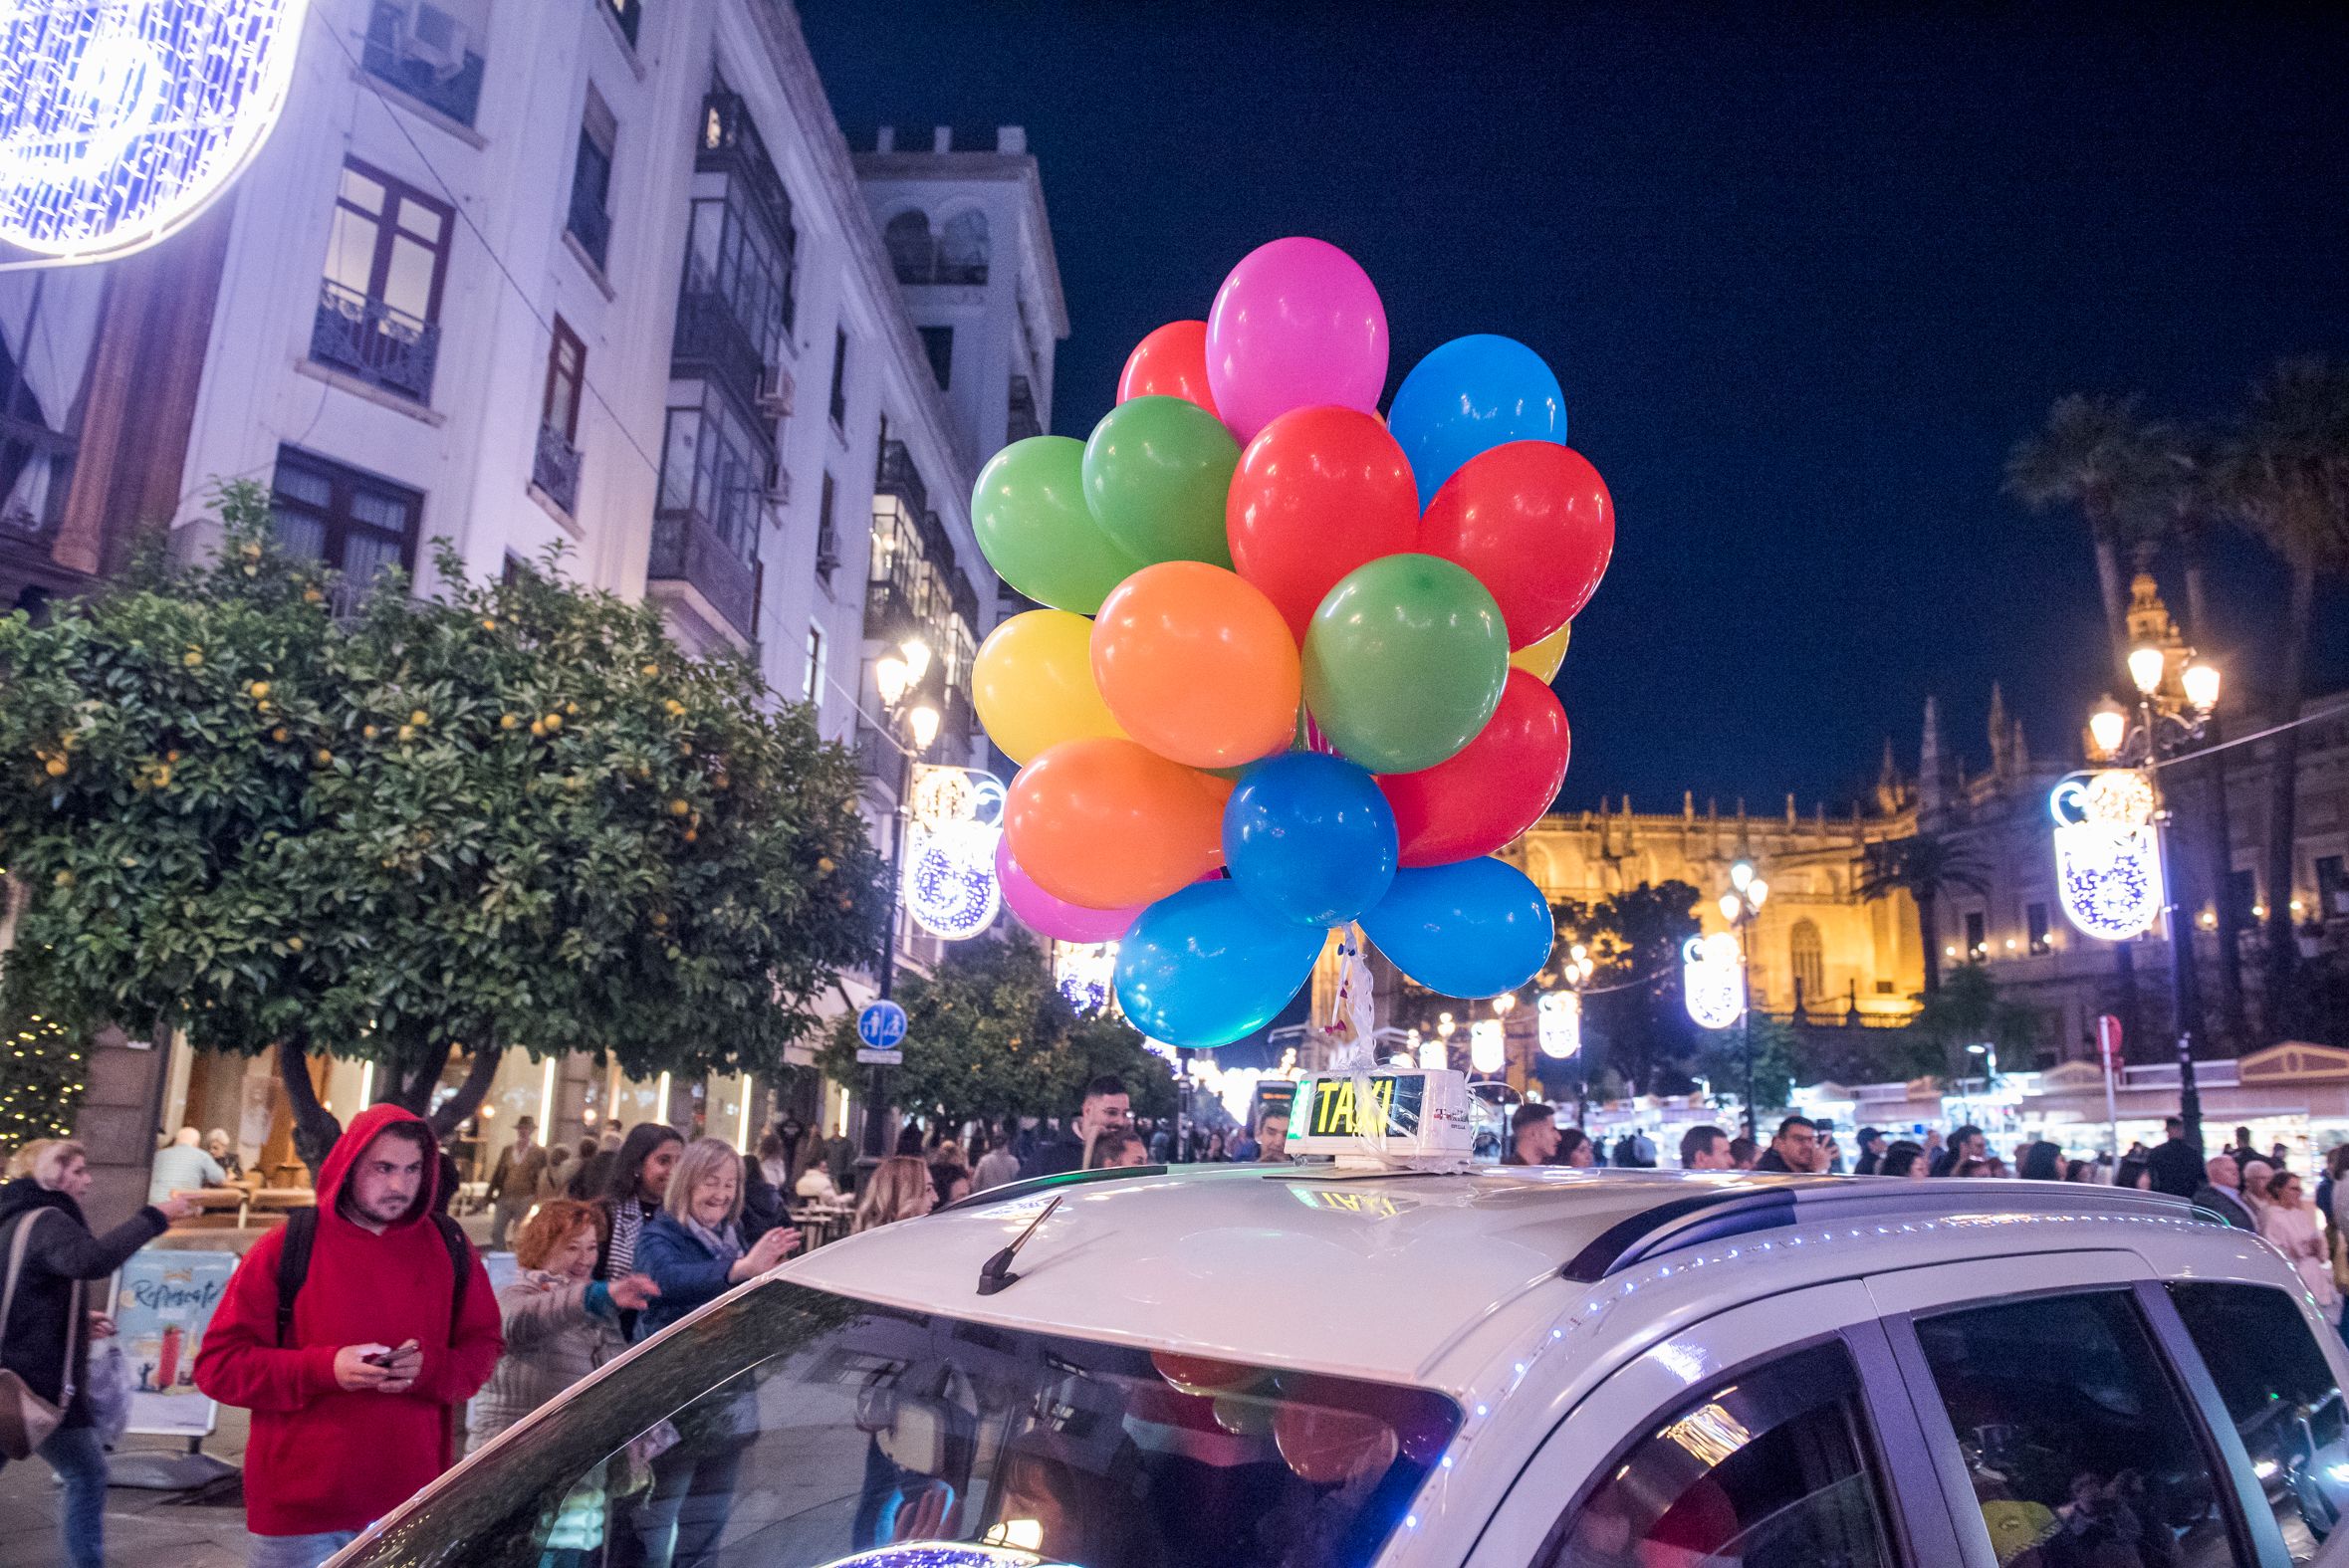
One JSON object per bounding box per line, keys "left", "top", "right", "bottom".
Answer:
{"left": 977, "top": 1195, "right": 1062, "bottom": 1297}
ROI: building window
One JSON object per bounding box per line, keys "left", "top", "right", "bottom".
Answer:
{"left": 2229, "top": 868, "right": 2257, "bottom": 923}
{"left": 2026, "top": 902, "right": 2051, "bottom": 955}
{"left": 676, "top": 185, "right": 787, "bottom": 412}
{"left": 816, "top": 471, "right": 839, "bottom": 583}
{"left": 360, "top": 1, "right": 488, "bottom": 128}
{"left": 802, "top": 624, "right": 825, "bottom": 705}
{"left": 1007, "top": 372, "right": 1042, "bottom": 443}
{"left": 313, "top": 160, "right": 451, "bottom": 404}
{"left": 883, "top": 210, "right": 931, "bottom": 285}
{"left": 269, "top": 447, "right": 420, "bottom": 605}
{"left": 1788, "top": 920, "right": 1823, "bottom": 1007}
{"left": 0, "top": 330, "right": 74, "bottom": 538}
{"left": 884, "top": 207, "right": 990, "bottom": 286}
{"left": 919, "top": 326, "right": 953, "bottom": 390}
{"left": 607, "top": 0, "right": 640, "bottom": 46}
{"left": 567, "top": 90, "right": 616, "bottom": 273}
{"left": 697, "top": 88, "right": 798, "bottom": 336}
{"left": 2317, "top": 856, "right": 2347, "bottom": 920}
{"left": 1963, "top": 910, "right": 1987, "bottom": 962}
{"left": 533, "top": 317, "right": 586, "bottom": 515}
{"left": 828, "top": 327, "right": 849, "bottom": 427}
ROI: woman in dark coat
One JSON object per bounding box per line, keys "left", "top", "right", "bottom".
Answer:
{"left": 0, "top": 1140, "right": 197, "bottom": 1568}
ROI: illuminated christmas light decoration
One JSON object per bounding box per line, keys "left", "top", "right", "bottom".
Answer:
{"left": 0, "top": 0, "right": 312, "bottom": 262}
{"left": 1054, "top": 940, "right": 1117, "bottom": 1014}
{"left": 2049, "top": 771, "right": 2164, "bottom": 942}
{"left": 1469, "top": 1018, "right": 1504, "bottom": 1073}
{"left": 1536, "top": 990, "right": 1580, "bottom": 1059}
{"left": 904, "top": 818, "right": 1000, "bottom": 940}
{"left": 1682, "top": 933, "right": 1744, "bottom": 1030}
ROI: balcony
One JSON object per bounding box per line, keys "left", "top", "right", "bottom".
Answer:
{"left": 672, "top": 289, "right": 767, "bottom": 421}
{"left": 311, "top": 280, "right": 439, "bottom": 404}
{"left": 533, "top": 423, "right": 582, "bottom": 516}
{"left": 648, "top": 506, "right": 758, "bottom": 643}
{"left": 864, "top": 571, "right": 915, "bottom": 641}
{"left": 873, "top": 439, "right": 927, "bottom": 519}
{"left": 1007, "top": 374, "right": 1043, "bottom": 443}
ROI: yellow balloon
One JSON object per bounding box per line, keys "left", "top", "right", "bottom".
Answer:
{"left": 1509, "top": 621, "right": 1571, "bottom": 682}
{"left": 973, "top": 609, "right": 1127, "bottom": 765}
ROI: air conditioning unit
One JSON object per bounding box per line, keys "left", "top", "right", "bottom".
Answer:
{"left": 757, "top": 361, "right": 795, "bottom": 417}
{"left": 394, "top": 1, "right": 469, "bottom": 82}
{"left": 765, "top": 467, "right": 793, "bottom": 506}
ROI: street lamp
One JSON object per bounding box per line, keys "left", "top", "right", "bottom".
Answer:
{"left": 863, "top": 636, "right": 942, "bottom": 1163}
{"left": 1721, "top": 860, "right": 1767, "bottom": 1136}
{"left": 2066, "top": 623, "right": 2220, "bottom": 1151}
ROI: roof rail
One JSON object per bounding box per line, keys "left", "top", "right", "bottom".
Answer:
{"left": 1559, "top": 1180, "right": 2205, "bottom": 1283}
{"left": 936, "top": 1165, "right": 1169, "bottom": 1215}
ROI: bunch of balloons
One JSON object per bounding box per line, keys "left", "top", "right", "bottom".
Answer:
{"left": 972, "top": 237, "right": 1613, "bottom": 1046}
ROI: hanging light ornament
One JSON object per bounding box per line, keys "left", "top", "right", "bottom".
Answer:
{"left": 902, "top": 766, "right": 1008, "bottom": 941}
{"left": 1682, "top": 933, "right": 1745, "bottom": 1030}
{"left": 0, "top": 1, "right": 312, "bottom": 262}
{"left": 1054, "top": 940, "right": 1118, "bottom": 1014}
{"left": 1536, "top": 990, "right": 1581, "bottom": 1059}
{"left": 1469, "top": 1018, "right": 1505, "bottom": 1073}
{"left": 2049, "top": 770, "right": 2163, "bottom": 942}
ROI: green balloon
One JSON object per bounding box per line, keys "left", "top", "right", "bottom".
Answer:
{"left": 1080, "top": 396, "right": 1240, "bottom": 568}
{"left": 972, "top": 436, "right": 1146, "bottom": 613}
{"left": 1302, "top": 555, "right": 1509, "bottom": 773}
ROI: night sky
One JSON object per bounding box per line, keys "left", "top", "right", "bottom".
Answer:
{"left": 805, "top": 2, "right": 2349, "bottom": 811}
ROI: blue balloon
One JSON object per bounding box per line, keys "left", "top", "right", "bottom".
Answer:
{"left": 1223, "top": 753, "right": 1398, "bottom": 926}
{"left": 1361, "top": 857, "right": 1553, "bottom": 998}
{"left": 1115, "top": 881, "right": 1325, "bottom": 1046}
{"left": 1386, "top": 335, "right": 1567, "bottom": 510}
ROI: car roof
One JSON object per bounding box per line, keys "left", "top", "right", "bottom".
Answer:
{"left": 783, "top": 1163, "right": 2208, "bottom": 1389}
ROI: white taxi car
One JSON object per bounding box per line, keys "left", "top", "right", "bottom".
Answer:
{"left": 336, "top": 1070, "right": 2349, "bottom": 1568}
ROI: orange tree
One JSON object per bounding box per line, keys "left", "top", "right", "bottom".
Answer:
{"left": 0, "top": 484, "right": 885, "bottom": 1164}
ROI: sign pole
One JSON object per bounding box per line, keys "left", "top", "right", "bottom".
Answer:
{"left": 2097, "top": 1013, "right": 2122, "bottom": 1162}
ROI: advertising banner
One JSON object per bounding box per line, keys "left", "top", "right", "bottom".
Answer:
{"left": 113, "top": 1249, "right": 238, "bottom": 1438}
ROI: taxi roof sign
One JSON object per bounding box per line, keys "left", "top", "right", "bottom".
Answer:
{"left": 1285, "top": 1067, "right": 1473, "bottom": 1166}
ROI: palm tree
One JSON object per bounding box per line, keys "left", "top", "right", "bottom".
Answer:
{"left": 2217, "top": 358, "right": 2349, "bottom": 1015}
{"left": 1857, "top": 833, "right": 1992, "bottom": 998}
{"left": 2006, "top": 394, "right": 2165, "bottom": 685}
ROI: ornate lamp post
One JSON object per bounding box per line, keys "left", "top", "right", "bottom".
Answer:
{"left": 2065, "top": 631, "right": 2220, "bottom": 1149}
{"left": 1718, "top": 860, "right": 1769, "bottom": 1136}
{"left": 861, "top": 636, "right": 940, "bottom": 1163}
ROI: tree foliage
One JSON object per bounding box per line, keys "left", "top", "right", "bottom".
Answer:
{"left": 1547, "top": 879, "right": 1707, "bottom": 1096}
{"left": 1855, "top": 833, "right": 1989, "bottom": 997}
{"left": 818, "top": 933, "right": 1175, "bottom": 1126}
{"left": 0, "top": 484, "right": 886, "bottom": 1151}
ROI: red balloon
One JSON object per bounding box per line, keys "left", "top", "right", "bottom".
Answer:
{"left": 1226, "top": 406, "right": 1420, "bottom": 642}
{"left": 1376, "top": 669, "right": 1569, "bottom": 867}
{"left": 1418, "top": 441, "right": 1613, "bottom": 647}
{"left": 1118, "top": 321, "right": 1222, "bottom": 421}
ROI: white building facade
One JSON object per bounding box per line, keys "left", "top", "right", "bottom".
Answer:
{"left": 0, "top": 0, "right": 1061, "bottom": 1194}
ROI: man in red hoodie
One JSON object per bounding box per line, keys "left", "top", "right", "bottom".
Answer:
{"left": 196, "top": 1104, "right": 502, "bottom": 1567}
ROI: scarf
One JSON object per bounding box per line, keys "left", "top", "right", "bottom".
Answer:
{"left": 683, "top": 1214, "right": 743, "bottom": 1270}
{"left": 606, "top": 1197, "right": 657, "bottom": 1276}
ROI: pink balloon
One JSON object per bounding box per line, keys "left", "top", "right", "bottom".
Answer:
{"left": 995, "top": 833, "right": 1143, "bottom": 944}
{"left": 1205, "top": 237, "right": 1389, "bottom": 443}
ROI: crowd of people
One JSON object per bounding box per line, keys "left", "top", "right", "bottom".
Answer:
{"left": 13, "top": 1084, "right": 2349, "bottom": 1566}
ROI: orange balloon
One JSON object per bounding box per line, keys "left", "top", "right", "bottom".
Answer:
{"left": 1004, "top": 739, "right": 1228, "bottom": 909}
{"left": 1118, "top": 321, "right": 1222, "bottom": 421}
{"left": 1091, "top": 562, "right": 1301, "bottom": 769}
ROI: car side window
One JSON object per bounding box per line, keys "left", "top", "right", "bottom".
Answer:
{"left": 2168, "top": 1280, "right": 2349, "bottom": 1561}
{"left": 1913, "top": 1290, "right": 2243, "bottom": 1568}
{"left": 1532, "top": 1340, "right": 1898, "bottom": 1568}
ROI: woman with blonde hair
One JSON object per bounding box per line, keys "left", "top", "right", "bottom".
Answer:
{"left": 2, "top": 1141, "right": 198, "bottom": 1567}
{"left": 852, "top": 1155, "right": 936, "bottom": 1233}
{"left": 469, "top": 1200, "right": 655, "bottom": 1452}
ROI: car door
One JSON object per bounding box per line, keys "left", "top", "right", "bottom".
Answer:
{"left": 1459, "top": 1280, "right": 1972, "bottom": 1568}
{"left": 1866, "top": 1251, "right": 2318, "bottom": 1567}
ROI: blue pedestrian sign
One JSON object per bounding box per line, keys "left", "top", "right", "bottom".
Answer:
{"left": 855, "top": 1000, "right": 908, "bottom": 1063}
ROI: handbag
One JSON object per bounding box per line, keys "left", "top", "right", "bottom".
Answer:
{"left": 0, "top": 1209, "right": 76, "bottom": 1460}
{"left": 84, "top": 1337, "right": 130, "bottom": 1448}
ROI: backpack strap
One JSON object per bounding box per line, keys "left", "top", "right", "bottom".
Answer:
{"left": 430, "top": 1213, "right": 469, "bottom": 1346}
{"left": 274, "top": 1208, "right": 318, "bottom": 1347}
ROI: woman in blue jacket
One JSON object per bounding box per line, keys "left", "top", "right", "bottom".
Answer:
{"left": 623, "top": 1139, "right": 799, "bottom": 1566}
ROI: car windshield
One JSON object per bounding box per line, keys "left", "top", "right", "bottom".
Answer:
{"left": 345, "top": 1277, "right": 1459, "bottom": 1568}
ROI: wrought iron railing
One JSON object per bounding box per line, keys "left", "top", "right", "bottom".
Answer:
{"left": 311, "top": 281, "right": 439, "bottom": 404}
{"left": 533, "top": 424, "right": 583, "bottom": 515}
{"left": 648, "top": 506, "right": 757, "bottom": 640}
{"left": 671, "top": 289, "right": 767, "bottom": 420}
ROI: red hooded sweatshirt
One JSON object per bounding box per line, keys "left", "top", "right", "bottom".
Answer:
{"left": 194, "top": 1104, "right": 503, "bottom": 1536}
